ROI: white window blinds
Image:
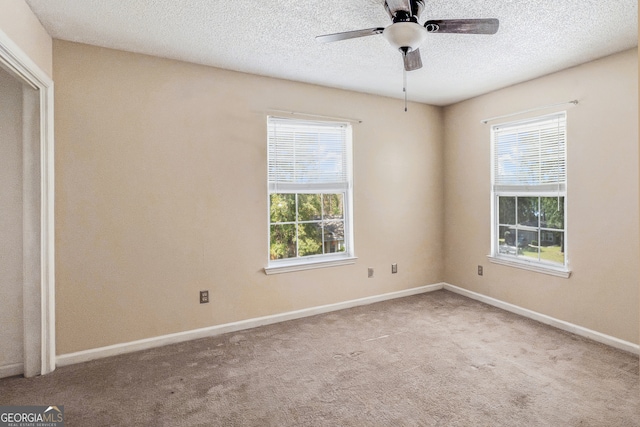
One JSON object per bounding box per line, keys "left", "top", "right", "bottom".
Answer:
{"left": 493, "top": 112, "right": 566, "bottom": 192}
{"left": 268, "top": 117, "right": 350, "bottom": 193}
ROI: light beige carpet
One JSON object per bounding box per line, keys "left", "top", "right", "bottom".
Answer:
{"left": 1, "top": 290, "right": 638, "bottom": 426}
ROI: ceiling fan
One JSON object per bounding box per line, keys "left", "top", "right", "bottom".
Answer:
{"left": 316, "top": 0, "right": 499, "bottom": 72}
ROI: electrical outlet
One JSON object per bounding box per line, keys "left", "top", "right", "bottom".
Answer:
{"left": 391, "top": 263, "right": 398, "bottom": 274}
{"left": 368, "top": 268, "right": 374, "bottom": 278}
{"left": 478, "top": 265, "right": 483, "bottom": 276}
{"left": 200, "top": 290, "right": 209, "bottom": 304}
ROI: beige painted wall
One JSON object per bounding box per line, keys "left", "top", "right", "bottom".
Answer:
{"left": 53, "top": 40, "right": 444, "bottom": 354}
{"left": 0, "top": 0, "right": 52, "bottom": 77}
{"left": 443, "top": 49, "right": 639, "bottom": 344}
{"left": 0, "top": 67, "right": 24, "bottom": 369}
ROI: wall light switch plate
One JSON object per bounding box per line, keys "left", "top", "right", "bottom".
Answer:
{"left": 368, "top": 268, "right": 374, "bottom": 278}
{"left": 392, "top": 263, "right": 398, "bottom": 274}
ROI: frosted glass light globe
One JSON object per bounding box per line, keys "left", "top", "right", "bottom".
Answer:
{"left": 383, "top": 22, "right": 427, "bottom": 51}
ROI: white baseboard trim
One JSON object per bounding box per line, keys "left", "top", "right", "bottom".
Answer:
{"left": 57, "top": 282, "right": 637, "bottom": 367}
{"left": 443, "top": 283, "right": 640, "bottom": 355}
{"left": 0, "top": 363, "right": 24, "bottom": 379}
{"left": 57, "top": 283, "right": 445, "bottom": 367}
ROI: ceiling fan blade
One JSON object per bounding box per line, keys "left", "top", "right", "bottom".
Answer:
{"left": 403, "top": 48, "right": 422, "bottom": 71}
{"left": 316, "top": 27, "right": 385, "bottom": 43}
{"left": 424, "top": 18, "right": 499, "bottom": 35}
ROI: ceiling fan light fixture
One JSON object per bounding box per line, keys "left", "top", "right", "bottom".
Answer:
{"left": 383, "top": 22, "right": 427, "bottom": 51}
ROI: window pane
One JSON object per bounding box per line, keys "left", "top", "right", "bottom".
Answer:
{"left": 540, "top": 197, "right": 564, "bottom": 230}
{"left": 298, "top": 223, "right": 323, "bottom": 256}
{"left": 324, "top": 220, "right": 345, "bottom": 253}
{"left": 298, "top": 194, "right": 322, "bottom": 221}
{"left": 540, "top": 231, "right": 565, "bottom": 264}
{"left": 270, "top": 194, "right": 295, "bottom": 223}
{"left": 517, "top": 197, "right": 539, "bottom": 227}
{"left": 270, "top": 224, "right": 296, "bottom": 260}
{"left": 516, "top": 229, "right": 536, "bottom": 249}
{"left": 521, "top": 232, "right": 540, "bottom": 261}
{"left": 498, "top": 196, "right": 516, "bottom": 225}
{"left": 498, "top": 225, "right": 517, "bottom": 255}
{"left": 323, "top": 194, "right": 344, "bottom": 219}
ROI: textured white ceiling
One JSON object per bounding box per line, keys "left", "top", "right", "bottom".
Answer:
{"left": 25, "top": 0, "right": 638, "bottom": 106}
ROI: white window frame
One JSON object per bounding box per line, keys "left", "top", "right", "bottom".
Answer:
{"left": 264, "top": 116, "right": 356, "bottom": 274}
{"left": 488, "top": 112, "right": 571, "bottom": 278}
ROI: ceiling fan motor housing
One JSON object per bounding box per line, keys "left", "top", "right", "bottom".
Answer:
{"left": 384, "top": 0, "right": 425, "bottom": 22}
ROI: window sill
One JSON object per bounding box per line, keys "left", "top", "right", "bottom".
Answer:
{"left": 487, "top": 255, "right": 571, "bottom": 278}
{"left": 264, "top": 256, "right": 357, "bottom": 275}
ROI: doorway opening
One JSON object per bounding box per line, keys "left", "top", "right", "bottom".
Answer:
{"left": 0, "top": 31, "right": 55, "bottom": 377}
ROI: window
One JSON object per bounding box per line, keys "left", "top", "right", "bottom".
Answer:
{"left": 266, "top": 117, "right": 354, "bottom": 273}
{"left": 490, "top": 112, "right": 569, "bottom": 276}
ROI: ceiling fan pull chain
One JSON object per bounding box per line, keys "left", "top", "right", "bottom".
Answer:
{"left": 403, "top": 65, "right": 408, "bottom": 112}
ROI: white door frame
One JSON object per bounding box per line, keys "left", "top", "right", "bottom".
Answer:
{"left": 0, "top": 30, "right": 55, "bottom": 376}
